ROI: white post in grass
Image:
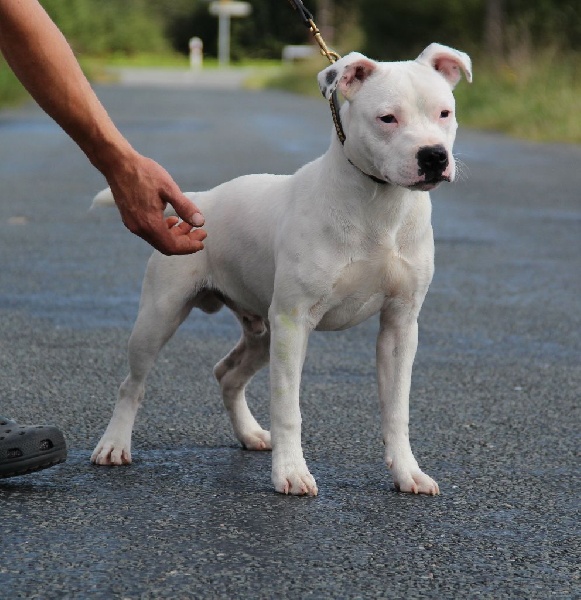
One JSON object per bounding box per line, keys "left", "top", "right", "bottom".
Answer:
{"left": 189, "top": 37, "right": 203, "bottom": 70}
{"left": 209, "top": 0, "right": 252, "bottom": 67}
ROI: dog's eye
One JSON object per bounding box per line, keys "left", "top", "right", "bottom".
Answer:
{"left": 440, "top": 110, "right": 451, "bottom": 119}
{"left": 379, "top": 114, "right": 397, "bottom": 124}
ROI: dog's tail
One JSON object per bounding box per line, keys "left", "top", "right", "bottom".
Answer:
{"left": 90, "top": 187, "right": 180, "bottom": 217}
{"left": 90, "top": 187, "right": 115, "bottom": 209}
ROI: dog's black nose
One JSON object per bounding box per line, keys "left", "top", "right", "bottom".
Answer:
{"left": 417, "top": 145, "right": 449, "bottom": 179}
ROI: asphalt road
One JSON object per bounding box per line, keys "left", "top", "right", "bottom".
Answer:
{"left": 0, "top": 80, "right": 579, "bottom": 599}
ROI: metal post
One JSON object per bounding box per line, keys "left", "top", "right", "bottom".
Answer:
{"left": 218, "top": 11, "right": 231, "bottom": 67}
{"left": 209, "top": 1, "right": 251, "bottom": 68}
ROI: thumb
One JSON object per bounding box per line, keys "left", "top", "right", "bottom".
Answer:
{"left": 165, "top": 190, "right": 205, "bottom": 227}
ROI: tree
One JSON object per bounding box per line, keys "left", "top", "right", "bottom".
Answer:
{"left": 485, "top": 0, "right": 504, "bottom": 59}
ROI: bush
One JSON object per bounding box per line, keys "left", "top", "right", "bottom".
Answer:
{"left": 359, "top": 0, "right": 581, "bottom": 61}
{"left": 359, "top": 0, "right": 484, "bottom": 60}
{"left": 42, "top": 0, "right": 169, "bottom": 55}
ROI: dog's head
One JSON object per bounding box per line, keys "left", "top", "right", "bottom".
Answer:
{"left": 318, "top": 43, "right": 472, "bottom": 191}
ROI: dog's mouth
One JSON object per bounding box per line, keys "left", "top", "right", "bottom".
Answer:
{"left": 408, "top": 175, "right": 451, "bottom": 192}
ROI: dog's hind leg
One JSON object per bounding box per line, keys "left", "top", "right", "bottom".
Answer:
{"left": 214, "top": 314, "right": 271, "bottom": 451}
{"left": 91, "top": 259, "right": 203, "bottom": 466}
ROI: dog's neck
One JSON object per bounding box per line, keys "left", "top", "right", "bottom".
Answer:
{"left": 329, "top": 100, "right": 391, "bottom": 185}
{"left": 336, "top": 133, "right": 390, "bottom": 186}
{"left": 346, "top": 158, "right": 389, "bottom": 185}
{"left": 314, "top": 148, "right": 421, "bottom": 248}
{"left": 326, "top": 133, "right": 393, "bottom": 191}
{"left": 318, "top": 137, "right": 419, "bottom": 230}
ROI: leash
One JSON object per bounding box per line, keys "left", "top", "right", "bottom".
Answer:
{"left": 287, "top": 0, "right": 387, "bottom": 185}
{"left": 287, "top": 0, "right": 345, "bottom": 144}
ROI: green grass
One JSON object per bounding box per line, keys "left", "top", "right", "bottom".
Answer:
{"left": 0, "top": 60, "right": 28, "bottom": 107}
{"left": 261, "top": 58, "right": 322, "bottom": 98}
{"left": 80, "top": 54, "right": 282, "bottom": 85}
{"left": 84, "top": 53, "right": 281, "bottom": 71}
{"left": 83, "top": 52, "right": 189, "bottom": 70}
{"left": 454, "top": 53, "right": 581, "bottom": 143}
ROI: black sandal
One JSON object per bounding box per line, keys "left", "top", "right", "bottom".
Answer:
{"left": 0, "top": 417, "right": 67, "bottom": 478}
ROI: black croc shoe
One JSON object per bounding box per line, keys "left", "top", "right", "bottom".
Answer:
{"left": 0, "top": 417, "right": 67, "bottom": 478}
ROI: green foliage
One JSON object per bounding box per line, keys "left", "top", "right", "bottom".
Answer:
{"left": 262, "top": 58, "right": 322, "bottom": 98}
{"left": 359, "top": 0, "right": 484, "bottom": 60}
{"left": 0, "top": 59, "right": 27, "bottom": 106}
{"left": 161, "top": 0, "right": 312, "bottom": 59}
{"left": 42, "top": 0, "right": 169, "bottom": 55}
{"left": 455, "top": 51, "right": 581, "bottom": 143}
{"left": 164, "top": 2, "right": 218, "bottom": 57}
{"left": 359, "top": 0, "right": 581, "bottom": 60}
{"left": 504, "top": 0, "right": 581, "bottom": 51}
{"left": 33, "top": 1, "right": 581, "bottom": 63}
{"left": 230, "top": 3, "right": 310, "bottom": 60}
{"left": 151, "top": 0, "right": 360, "bottom": 60}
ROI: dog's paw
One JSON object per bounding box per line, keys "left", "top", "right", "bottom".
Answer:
{"left": 393, "top": 469, "right": 440, "bottom": 496}
{"left": 240, "top": 428, "right": 272, "bottom": 451}
{"left": 272, "top": 460, "right": 318, "bottom": 496}
{"left": 387, "top": 450, "right": 440, "bottom": 495}
{"left": 91, "top": 438, "right": 132, "bottom": 466}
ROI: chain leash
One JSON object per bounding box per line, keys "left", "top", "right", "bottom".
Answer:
{"left": 287, "top": 0, "right": 346, "bottom": 144}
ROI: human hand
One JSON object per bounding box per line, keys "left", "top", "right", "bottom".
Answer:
{"left": 107, "top": 154, "right": 206, "bottom": 255}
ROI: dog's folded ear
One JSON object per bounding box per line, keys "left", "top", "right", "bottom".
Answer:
{"left": 318, "top": 52, "right": 378, "bottom": 101}
{"left": 416, "top": 43, "right": 473, "bottom": 88}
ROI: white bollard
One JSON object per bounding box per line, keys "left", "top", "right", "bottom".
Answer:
{"left": 189, "top": 37, "right": 203, "bottom": 70}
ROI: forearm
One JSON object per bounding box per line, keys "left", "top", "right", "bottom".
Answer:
{"left": 0, "top": 0, "right": 134, "bottom": 176}
{"left": 0, "top": 0, "right": 206, "bottom": 255}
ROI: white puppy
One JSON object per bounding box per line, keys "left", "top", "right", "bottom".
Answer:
{"left": 91, "top": 44, "right": 472, "bottom": 496}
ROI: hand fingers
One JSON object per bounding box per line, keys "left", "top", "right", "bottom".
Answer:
{"left": 166, "top": 217, "right": 197, "bottom": 236}
{"left": 163, "top": 228, "right": 207, "bottom": 255}
{"left": 111, "top": 159, "right": 207, "bottom": 255}
{"left": 165, "top": 216, "right": 207, "bottom": 246}
{"left": 140, "top": 227, "right": 206, "bottom": 256}
{"left": 145, "top": 216, "right": 207, "bottom": 256}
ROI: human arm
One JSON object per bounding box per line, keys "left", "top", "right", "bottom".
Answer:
{"left": 0, "top": 0, "right": 206, "bottom": 255}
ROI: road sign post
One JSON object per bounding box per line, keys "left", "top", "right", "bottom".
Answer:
{"left": 209, "top": 1, "right": 252, "bottom": 67}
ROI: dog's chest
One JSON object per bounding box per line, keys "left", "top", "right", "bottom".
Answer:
{"left": 313, "top": 248, "right": 422, "bottom": 331}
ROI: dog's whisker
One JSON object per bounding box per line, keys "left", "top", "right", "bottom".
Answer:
{"left": 454, "top": 157, "right": 470, "bottom": 182}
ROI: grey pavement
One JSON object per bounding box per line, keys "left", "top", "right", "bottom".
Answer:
{"left": 0, "top": 75, "right": 579, "bottom": 598}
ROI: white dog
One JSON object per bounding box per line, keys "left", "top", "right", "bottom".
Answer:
{"left": 91, "top": 44, "right": 472, "bottom": 496}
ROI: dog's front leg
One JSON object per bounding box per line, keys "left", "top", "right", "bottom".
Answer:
{"left": 269, "top": 310, "right": 318, "bottom": 496}
{"left": 376, "top": 310, "right": 439, "bottom": 495}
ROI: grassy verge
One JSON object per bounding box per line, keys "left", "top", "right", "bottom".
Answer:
{"left": 81, "top": 52, "right": 189, "bottom": 72}
{"left": 0, "top": 53, "right": 279, "bottom": 102}
{"left": 261, "top": 53, "right": 581, "bottom": 145}
{"left": 0, "top": 60, "right": 28, "bottom": 107}
{"left": 454, "top": 52, "right": 581, "bottom": 143}
{"left": 81, "top": 55, "right": 282, "bottom": 85}
{"left": 260, "top": 58, "right": 322, "bottom": 98}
